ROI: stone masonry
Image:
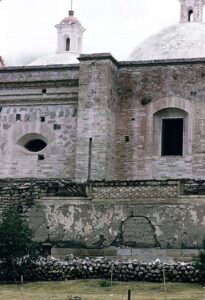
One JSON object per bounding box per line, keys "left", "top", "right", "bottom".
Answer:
{"left": 1, "top": 54, "right": 205, "bottom": 256}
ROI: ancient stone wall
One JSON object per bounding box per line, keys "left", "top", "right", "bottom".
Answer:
{"left": 0, "top": 104, "right": 77, "bottom": 178}
{"left": 75, "top": 54, "right": 118, "bottom": 181}
{"left": 115, "top": 59, "right": 205, "bottom": 180}
{"left": 0, "top": 65, "right": 79, "bottom": 178}
{"left": 0, "top": 178, "right": 204, "bottom": 251}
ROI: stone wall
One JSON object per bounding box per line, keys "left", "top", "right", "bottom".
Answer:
{"left": 0, "top": 104, "right": 77, "bottom": 178}
{"left": 115, "top": 59, "right": 205, "bottom": 180}
{"left": 0, "top": 65, "right": 79, "bottom": 178}
{"left": 75, "top": 54, "right": 118, "bottom": 181}
{"left": 0, "top": 178, "right": 86, "bottom": 215}
{"left": 0, "top": 178, "right": 204, "bottom": 252}
{"left": 12, "top": 257, "right": 200, "bottom": 283}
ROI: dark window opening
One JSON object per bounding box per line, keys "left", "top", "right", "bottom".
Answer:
{"left": 16, "top": 114, "right": 21, "bottom": 121}
{"left": 0, "top": 107, "right": 2, "bottom": 113}
{"left": 40, "top": 116, "right": 45, "bottom": 122}
{"left": 188, "top": 9, "right": 193, "bottom": 22}
{"left": 53, "top": 124, "right": 61, "bottom": 130}
{"left": 38, "top": 154, "right": 45, "bottom": 160}
{"left": 161, "top": 119, "right": 183, "bottom": 156}
{"left": 72, "top": 108, "right": 77, "bottom": 117}
{"left": 66, "top": 38, "right": 70, "bottom": 51}
{"left": 24, "top": 139, "right": 47, "bottom": 152}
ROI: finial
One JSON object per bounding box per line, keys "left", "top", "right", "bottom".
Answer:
{"left": 69, "top": 0, "right": 74, "bottom": 16}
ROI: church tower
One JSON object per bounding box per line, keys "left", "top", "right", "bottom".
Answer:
{"left": 55, "top": 9, "right": 85, "bottom": 54}
{"left": 179, "top": 0, "right": 205, "bottom": 23}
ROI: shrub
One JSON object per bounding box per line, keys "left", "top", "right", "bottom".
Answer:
{"left": 0, "top": 206, "right": 38, "bottom": 281}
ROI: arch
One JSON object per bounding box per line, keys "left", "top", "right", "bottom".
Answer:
{"left": 188, "top": 9, "right": 193, "bottom": 22}
{"left": 66, "top": 37, "right": 70, "bottom": 51}
{"left": 148, "top": 96, "right": 193, "bottom": 116}
{"left": 145, "top": 97, "right": 194, "bottom": 157}
{"left": 153, "top": 108, "right": 188, "bottom": 156}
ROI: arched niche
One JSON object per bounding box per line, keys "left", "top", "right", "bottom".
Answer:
{"left": 145, "top": 97, "right": 194, "bottom": 157}
{"left": 153, "top": 108, "right": 188, "bottom": 156}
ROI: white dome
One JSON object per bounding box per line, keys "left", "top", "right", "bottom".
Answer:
{"left": 27, "top": 52, "right": 79, "bottom": 66}
{"left": 129, "top": 22, "right": 205, "bottom": 61}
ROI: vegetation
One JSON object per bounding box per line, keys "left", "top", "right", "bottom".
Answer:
{"left": 0, "top": 280, "right": 204, "bottom": 299}
{"left": 0, "top": 206, "right": 38, "bottom": 281}
{"left": 197, "top": 240, "right": 205, "bottom": 282}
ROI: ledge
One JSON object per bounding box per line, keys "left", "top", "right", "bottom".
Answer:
{"left": 0, "top": 64, "right": 79, "bottom": 73}
{"left": 78, "top": 53, "right": 119, "bottom": 66}
{"left": 119, "top": 57, "right": 205, "bottom": 67}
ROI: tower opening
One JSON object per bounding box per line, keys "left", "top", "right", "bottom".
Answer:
{"left": 66, "top": 38, "right": 70, "bottom": 51}
{"left": 188, "top": 9, "right": 193, "bottom": 22}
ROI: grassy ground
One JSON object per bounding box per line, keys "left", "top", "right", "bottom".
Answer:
{"left": 0, "top": 280, "right": 204, "bottom": 300}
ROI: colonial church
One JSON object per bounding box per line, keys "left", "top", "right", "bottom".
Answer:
{"left": 0, "top": 0, "right": 205, "bottom": 260}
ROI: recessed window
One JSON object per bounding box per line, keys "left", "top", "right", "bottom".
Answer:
{"left": 24, "top": 139, "right": 47, "bottom": 152}
{"left": 161, "top": 118, "right": 183, "bottom": 156}
{"left": 66, "top": 38, "right": 70, "bottom": 51}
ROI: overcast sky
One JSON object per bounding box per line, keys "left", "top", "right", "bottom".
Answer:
{"left": 0, "top": 0, "right": 182, "bottom": 65}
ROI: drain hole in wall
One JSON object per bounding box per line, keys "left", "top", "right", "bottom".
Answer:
{"left": 40, "top": 116, "right": 45, "bottom": 122}
{"left": 38, "top": 154, "right": 45, "bottom": 160}
{"left": 53, "top": 124, "right": 61, "bottom": 130}
{"left": 16, "top": 114, "right": 21, "bottom": 121}
{"left": 125, "top": 136, "right": 129, "bottom": 142}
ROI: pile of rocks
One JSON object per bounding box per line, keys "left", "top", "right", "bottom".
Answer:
{"left": 19, "top": 256, "right": 200, "bottom": 282}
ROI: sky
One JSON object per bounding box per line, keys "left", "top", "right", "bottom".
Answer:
{"left": 0, "top": 0, "right": 181, "bottom": 65}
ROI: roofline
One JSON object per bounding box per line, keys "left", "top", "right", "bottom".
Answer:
{"left": 79, "top": 53, "right": 119, "bottom": 66}
{"left": 119, "top": 57, "right": 205, "bottom": 67}
{"left": 2, "top": 55, "right": 205, "bottom": 72}
{"left": 0, "top": 64, "right": 79, "bottom": 73}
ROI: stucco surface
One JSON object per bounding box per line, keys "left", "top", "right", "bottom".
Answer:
{"left": 130, "top": 23, "right": 205, "bottom": 61}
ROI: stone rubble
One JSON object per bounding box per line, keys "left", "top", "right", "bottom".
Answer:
{"left": 11, "top": 256, "right": 200, "bottom": 283}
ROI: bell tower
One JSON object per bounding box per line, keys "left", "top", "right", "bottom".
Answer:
{"left": 179, "top": 0, "right": 205, "bottom": 23}
{"left": 55, "top": 3, "right": 85, "bottom": 55}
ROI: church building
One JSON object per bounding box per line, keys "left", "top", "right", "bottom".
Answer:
{"left": 0, "top": 0, "right": 205, "bottom": 260}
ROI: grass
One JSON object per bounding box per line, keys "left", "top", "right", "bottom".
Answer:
{"left": 0, "top": 280, "right": 204, "bottom": 299}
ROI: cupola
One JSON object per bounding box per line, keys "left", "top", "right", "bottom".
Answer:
{"left": 55, "top": 10, "right": 85, "bottom": 54}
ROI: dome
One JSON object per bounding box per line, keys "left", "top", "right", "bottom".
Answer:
{"left": 60, "top": 10, "right": 81, "bottom": 26}
{"left": 27, "top": 52, "right": 79, "bottom": 66}
{"left": 129, "top": 22, "right": 205, "bottom": 61}
{"left": 60, "top": 16, "right": 81, "bottom": 26}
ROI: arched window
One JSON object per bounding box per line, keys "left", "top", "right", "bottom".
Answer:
{"left": 188, "top": 9, "right": 193, "bottom": 22}
{"left": 66, "top": 38, "right": 70, "bottom": 51}
{"left": 153, "top": 108, "right": 188, "bottom": 156}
